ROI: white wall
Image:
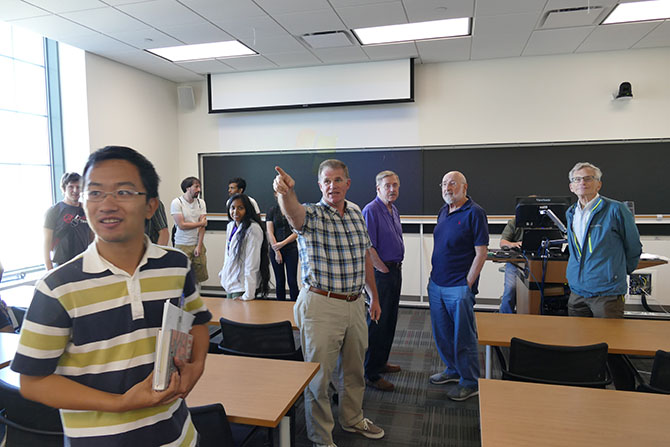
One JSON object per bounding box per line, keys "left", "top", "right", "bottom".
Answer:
{"left": 85, "top": 53, "right": 181, "bottom": 211}
{"left": 175, "top": 47, "right": 670, "bottom": 303}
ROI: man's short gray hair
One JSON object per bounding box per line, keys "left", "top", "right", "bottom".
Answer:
{"left": 318, "top": 159, "right": 349, "bottom": 179}
{"left": 375, "top": 170, "right": 399, "bottom": 186}
{"left": 569, "top": 162, "right": 602, "bottom": 181}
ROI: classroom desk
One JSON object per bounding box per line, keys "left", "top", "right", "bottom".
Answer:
{"left": 187, "top": 354, "right": 319, "bottom": 447}
{"left": 476, "top": 312, "right": 670, "bottom": 379}
{"left": 203, "top": 297, "right": 297, "bottom": 329}
{"left": 479, "top": 379, "right": 668, "bottom": 447}
{"left": 0, "top": 333, "right": 19, "bottom": 369}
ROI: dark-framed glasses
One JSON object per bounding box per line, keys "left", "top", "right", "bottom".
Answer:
{"left": 570, "top": 175, "right": 597, "bottom": 184}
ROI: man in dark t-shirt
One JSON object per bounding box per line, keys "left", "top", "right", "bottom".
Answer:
{"left": 43, "top": 172, "right": 92, "bottom": 270}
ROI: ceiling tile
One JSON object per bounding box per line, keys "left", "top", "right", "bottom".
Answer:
{"left": 330, "top": 0, "right": 397, "bottom": 6}
{"left": 24, "top": 0, "right": 107, "bottom": 13}
{"left": 476, "top": 0, "right": 545, "bottom": 17}
{"left": 101, "top": 0, "right": 156, "bottom": 4}
{"left": 362, "top": 42, "right": 418, "bottom": 60}
{"left": 62, "top": 7, "right": 150, "bottom": 33}
{"left": 471, "top": 12, "right": 539, "bottom": 59}
{"left": 212, "top": 15, "right": 285, "bottom": 41}
{"left": 161, "top": 21, "right": 233, "bottom": 44}
{"left": 116, "top": 0, "right": 204, "bottom": 28}
{"left": 219, "top": 54, "right": 277, "bottom": 71}
{"left": 523, "top": 26, "right": 594, "bottom": 56}
{"left": 311, "top": 45, "right": 369, "bottom": 64}
{"left": 1, "top": 0, "right": 50, "bottom": 21}
{"left": 577, "top": 22, "right": 660, "bottom": 52}
{"left": 336, "top": 1, "right": 406, "bottom": 29}
{"left": 9, "top": 14, "right": 95, "bottom": 40}
{"left": 108, "top": 27, "right": 182, "bottom": 48}
{"left": 264, "top": 50, "right": 321, "bottom": 67}
{"left": 253, "top": 0, "right": 331, "bottom": 15}
{"left": 178, "top": 0, "right": 267, "bottom": 21}
{"left": 66, "top": 32, "right": 137, "bottom": 52}
{"left": 177, "top": 59, "right": 234, "bottom": 74}
{"left": 404, "top": 0, "right": 474, "bottom": 22}
{"left": 104, "top": 50, "right": 203, "bottom": 81}
{"left": 249, "top": 33, "right": 305, "bottom": 53}
{"left": 633, "top": 20, "right": 670, "bottom": 49}
{"left": 543, "top": 0, "right": 619, "bottom": 11}
{"left": 274, "top": 8, "right": 346, "bottom": 35}
{"left": 416, "top": 36, "right": 470, "bottom": 62}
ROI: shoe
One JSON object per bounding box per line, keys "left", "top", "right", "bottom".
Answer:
{"left": 447, "top": 385, "right": 479, "bottom": 401}
{"left": 342, "top": 417, "right": 385, "bottom": 440}
{"left": 366, "top": 377, "right": 395, "bottom": 391}
{"left": 314, "top": 444, "right": 337, "bottom": 447}
{"left": 429, "top": 371, "right": 460, "bottom": 385}
{"left": 382, "top": 363, "right": 401, "bottom": 373}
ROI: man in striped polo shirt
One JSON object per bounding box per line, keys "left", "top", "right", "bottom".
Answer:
{"left": 274, "top": 160, "right": 384, "bottom": 447}
{"left": 12, "top": 146, "right": 212, "bottom": 446}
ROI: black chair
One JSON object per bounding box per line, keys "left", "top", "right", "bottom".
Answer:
{"left": 189, "top": 403, "right": 267, "bottom": 447}
{"left": 0, "top": 378, "right": 64, "bottom": 446}
{"left": 502, "top": 337, "right": 612, "bottom": 388}
{"left": 218, "top": 318, "right": 303, "bottom": 361}
{"left": 8, "top": 306, "right": 26, "bottom": 332}
{"left": 630, "top": 350, "right": 670, "bottom": 394}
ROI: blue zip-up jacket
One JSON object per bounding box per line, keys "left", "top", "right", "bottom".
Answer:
{"left": 566, "top": 196, "right": 642, "bottom": 297}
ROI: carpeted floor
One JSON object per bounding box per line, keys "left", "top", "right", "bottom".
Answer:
{"left": 292, "top": 308, "right": 484, "bottom": 447}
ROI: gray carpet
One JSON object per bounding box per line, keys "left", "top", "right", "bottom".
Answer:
{"left": 292, "top": 308, "right": 484, "bottom": 447}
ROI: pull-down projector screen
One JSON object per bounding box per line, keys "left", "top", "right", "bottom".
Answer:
{"left": 208, "top": 59, "right": 413, "bottom": 113}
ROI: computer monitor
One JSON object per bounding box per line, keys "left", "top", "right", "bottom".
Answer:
{"left": 515, "top": 196, "right": 572, "bottom": 230}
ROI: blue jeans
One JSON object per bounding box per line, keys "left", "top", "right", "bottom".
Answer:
{"left": 428, "top": 280, "right": 480, "bottom": 388}
{"left": 499, "top": 263, "right": 518, "bottom": 314}
{"left": 270, "top": 244, "right": 299, "bottom": 301}
{"left": 365, "top": 264, "right": 402, "bottom": 382}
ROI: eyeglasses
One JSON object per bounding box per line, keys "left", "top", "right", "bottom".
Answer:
{"left": 438, "top": 180, "right": 460, "bottom": 189}
{"left": 83, "top": 189, "right": 147, "bottom": 202}
{"left": 570, "top": 175, "right": 598, "bottom": 184}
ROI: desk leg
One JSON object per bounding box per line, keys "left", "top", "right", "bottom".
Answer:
{"left": 485, "top": 345, "right": 492, "bottom": 379}
{"left": 279, "top": 415, "right": 291, "bottom": 447}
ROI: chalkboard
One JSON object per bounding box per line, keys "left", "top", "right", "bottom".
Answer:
{"left": 200, "top": 140, "right": 669, "bottom": 215}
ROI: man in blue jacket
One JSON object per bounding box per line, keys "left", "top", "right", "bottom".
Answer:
{"left": 566, "top": 162, "right": 642, "bottom": 318}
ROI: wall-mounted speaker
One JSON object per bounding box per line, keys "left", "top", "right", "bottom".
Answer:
{"left": 177, "top": 85, "right": 195, "bottom": 109}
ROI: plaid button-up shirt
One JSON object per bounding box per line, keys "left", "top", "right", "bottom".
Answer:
{"left": 296, "top": 199, "right": 371, "bottom": 294}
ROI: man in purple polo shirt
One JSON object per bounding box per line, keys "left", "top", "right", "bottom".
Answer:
{"left": 362, "top": 170, "right": 405, "bottom": 392}
{"left": 428, "top": 171, "right": 488, "bottom": 401}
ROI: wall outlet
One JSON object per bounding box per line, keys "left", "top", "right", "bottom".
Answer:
{"left": 629, "top": 273, "right": 652, "bottom": 295}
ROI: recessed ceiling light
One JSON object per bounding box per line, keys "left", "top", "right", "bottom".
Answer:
{"left": 146, "top": 41, "right": 256, "bottom": 62}
{"left": 603, "top": 0, "right": 670, "bottom": 25}
{"left": 353, "top": 17, "right": 471, "bottom": 45}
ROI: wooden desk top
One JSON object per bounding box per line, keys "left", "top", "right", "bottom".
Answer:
{"left": 187, "top": 355, "right": 319, "bottom": 427}
{"left": 479, "top": 379, "right": 669, "bottom": 447}
{"left": 0, "top": 333, "right": 19, "bottom": 369}
{"left": 203, "top": 297, "right": 297, "bottom": 329}
{"left": 476, "top": 312, "right": 670, "bottom": 356}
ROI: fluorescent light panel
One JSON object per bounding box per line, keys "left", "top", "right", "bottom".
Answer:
{"left": 354, "top": 17, "right": 471, "bottom": 45}
{"left": 603, "top": 0, "right": 670, "bottom": 24}
{"left": 146, "top": 41, "right": 255, "bottom": 62}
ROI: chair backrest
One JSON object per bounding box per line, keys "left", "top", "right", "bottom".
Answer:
{"left": 8, "top": 306, "right": 26, "bottom": 332}
{"left": 504, "top": 337, "right": 610, "bottom": 388}
{"left": 0, "top": 379, "right": 64, "bottom": 447}
{"left": 219, "top": 317, "right": 302, "bottom": 361}
{"left": 649, "top": 350, "right": 670, "bottom": 392}
{"left": 188, "top": 403, "right": 234, "bottom": 447}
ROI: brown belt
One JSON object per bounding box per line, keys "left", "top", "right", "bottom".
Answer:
{"left": 308, "top": 286, "right": 361, "bottom": 302}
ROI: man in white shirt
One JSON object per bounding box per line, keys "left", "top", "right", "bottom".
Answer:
{"left": 228, "top": 177, "right": 261, "bottom": 214}
{"left": 171, "top": 177, "right": 208, "bottom": 283}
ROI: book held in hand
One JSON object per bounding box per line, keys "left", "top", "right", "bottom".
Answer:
{"left": 153, "top": 299, "right": 195, "bottom": 391}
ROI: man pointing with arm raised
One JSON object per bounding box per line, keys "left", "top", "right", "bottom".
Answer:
{"left": 274, "top": 162, "right": 384, "bottom": 447}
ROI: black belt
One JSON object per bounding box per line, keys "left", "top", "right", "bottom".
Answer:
{"left": 383, "top": 261, "right": 402, "bottom": 269}
{"left": 308, "top": 286, "right": 361, "bottom": 301}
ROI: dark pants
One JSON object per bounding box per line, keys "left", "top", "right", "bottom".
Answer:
{"left": 365, "top": 263, "right": 402, "bottom": 382}
{"left": 270, "top": 244, "right": 299, "bottom": 301}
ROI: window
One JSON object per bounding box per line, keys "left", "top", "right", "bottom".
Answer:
{"left": 0, "top": 23, "right": 56, "bottom": 272}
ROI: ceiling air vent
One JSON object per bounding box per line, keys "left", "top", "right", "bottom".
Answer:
{"left": 540, "top": 6, "right": 605, "bottom": 29}
{"left": 301, "top": 30, "right": 355, "bottom": 49}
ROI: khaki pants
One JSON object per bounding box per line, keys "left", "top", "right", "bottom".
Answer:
{"left": 176, "top": 244, "right": 209, "bottom": 283}
{"left": 294, "top": 288, "right": 367, "bottom": 445}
